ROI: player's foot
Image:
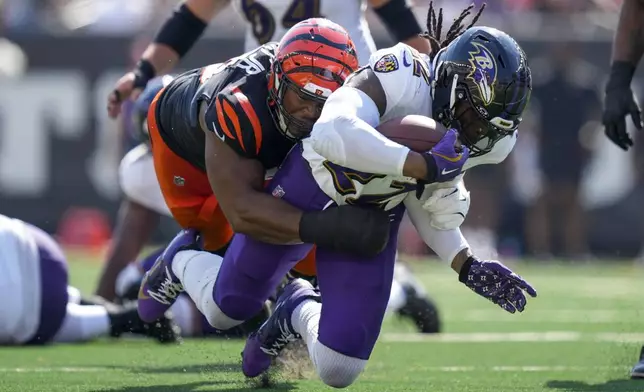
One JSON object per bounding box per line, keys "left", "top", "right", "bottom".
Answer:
{"left": 108, "top": 300, "right": 181, "bottom": 343}
{"left": 631, "top": 346, "right": 644, "bottom": 379}
{"left": 137, "top": 229, "right": 201, "bottom": 322}
{"left": 394, "top": 263, "right": 441, "bottom": 333}
{"left": 397, "top": 283, "right": 441, "bottom": 333}
{"left": 241, "top": 278, "right": 320, "bottom": 378}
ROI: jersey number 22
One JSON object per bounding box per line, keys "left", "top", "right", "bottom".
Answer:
{"left": 241, "top": 0, "right": 323, "bottom": 44}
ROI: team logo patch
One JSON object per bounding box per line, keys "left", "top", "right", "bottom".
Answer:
{"left": 374, "top": 54, "right": 399, "bottom": 73}
{"left": 467, "top": 42, "right": 498, "bottom": 106}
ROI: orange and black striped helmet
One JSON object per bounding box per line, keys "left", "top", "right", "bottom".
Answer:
{"left": 268, "top": 18, "right": 359, "bottom": 140}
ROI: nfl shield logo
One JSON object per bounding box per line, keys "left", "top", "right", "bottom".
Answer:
{"left": 272, "top": 185, "right": 285, "bottom": 198}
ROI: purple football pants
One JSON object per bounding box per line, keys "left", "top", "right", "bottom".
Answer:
{"left": 213, "top": 145, "right": 403, "bottom": 360}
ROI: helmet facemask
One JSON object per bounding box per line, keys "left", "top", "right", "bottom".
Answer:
{"left": 269, "top": 56, "right": 339, "bottom": 141}
{"left": 432, "top": 61, "right": 526, "bottom": 158}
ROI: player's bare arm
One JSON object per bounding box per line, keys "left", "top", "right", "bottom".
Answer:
{"left": 203, "top": 130, "right": 303, "bottom": 244}
{"left": 368, "top": 0, "right": 430, "bottom": 54}
{"left": 107, "top": 0, "right": 229, "bottom": 118}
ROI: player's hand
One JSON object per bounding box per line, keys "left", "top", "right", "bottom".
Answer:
{"left": 107, "top": 61, "right": 155, "bottom": 118}
{"left": 422, "top": 181, "right": 470, "bottom": 230}
{"left": 603, "top": 62, "right": 643, "bottom": 151}
{"left": 459, "top": 257, "right": 537, "bottom": 314}
{"left": 422, "top": 128, "right": 469, "bottom": 183}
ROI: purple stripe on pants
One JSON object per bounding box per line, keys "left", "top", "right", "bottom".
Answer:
{"left": 23, "top": 224, "right": 69, "bottom": 345}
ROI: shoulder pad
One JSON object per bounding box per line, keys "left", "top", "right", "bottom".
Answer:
{"left": 368, "top": 43, "right": 432, "bottom": 116}
{"left": 204, "top": 86, "right": 263, "bottom": 158}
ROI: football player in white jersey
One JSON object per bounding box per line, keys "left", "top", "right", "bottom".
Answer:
{"left": 136, "top": 4, "right": 536, "bottom": 387}
{"left": 101, "top": 0, "right": 439, "bottom": 333}
{"left": 0, "top": 214, "right": 179, "bottom": 346}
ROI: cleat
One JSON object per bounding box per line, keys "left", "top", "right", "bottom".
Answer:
{"left": 631, "top": 346, "right": 644, "bottom": 379}
{"left": 394, "top": 262, "right": 441, "bottom": 333}
{"left": 396, "top": 284, "right": 441, "bottom": 333}
{"left": 109, "top": 300, "right": 182, "bottom": 344}
{"left": 137, "top": 229, "right": 201, "bottom": 322}
{"left": 241, "top": 278, "right": 320, "bottom": 378}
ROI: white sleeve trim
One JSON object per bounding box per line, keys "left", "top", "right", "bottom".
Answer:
{"left": 404, "top": 194, "right": 470, "bottom": 263}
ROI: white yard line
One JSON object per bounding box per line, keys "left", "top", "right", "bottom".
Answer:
{"left": 381, "top": 331, "right": 644, "bottom": 343}
{"left": 0, "top": 367, "right": 109, "bottom": 373}
{"left": 458, "top": 309, "right": 643, "bottom": 323}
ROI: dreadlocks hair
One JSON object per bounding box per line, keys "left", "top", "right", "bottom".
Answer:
{"left": 420, "top": 1, "right": 486, "bottom": 60}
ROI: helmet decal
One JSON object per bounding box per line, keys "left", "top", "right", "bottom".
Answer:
{"left": 467, "top": 42, "right": 497, "bottom": 105}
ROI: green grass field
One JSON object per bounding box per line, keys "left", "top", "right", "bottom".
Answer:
{"left": 3, "top": 255, "right": 644, "bottom": 392}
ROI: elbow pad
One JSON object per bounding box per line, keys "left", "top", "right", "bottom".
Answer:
{"left": 299, "top": 205, "right": 390, "bottom": 258}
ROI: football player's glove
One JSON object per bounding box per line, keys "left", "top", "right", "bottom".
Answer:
{"left": 459, "top": 256, "right": 537, "bottom": 314}
{"left": 603, "top": 61, "right": 642, "bottom": 151}
{"left": 422, "top": 180, "right": 470, "bottom": 230}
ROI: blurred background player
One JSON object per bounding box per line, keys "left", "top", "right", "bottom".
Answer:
{"left": 102, "top": 0, "right": 441, "bottom": 334}
{"left": 600, "top": 0, "right": 644, "bottom": 379}
{"left": 0, "top": 213, "right": 180, "bottom": 346}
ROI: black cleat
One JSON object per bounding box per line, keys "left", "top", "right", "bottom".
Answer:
{"left": 396, "top": 284, "right": 441, "bottom": 334}
{"left": 108, "top": 300, "right": 181, "bottom": 344}
{"left": 631, "top": 346, "right": 644, "bottom": 379}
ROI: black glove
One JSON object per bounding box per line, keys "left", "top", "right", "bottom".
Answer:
{"left": 299, "top": 205, "right": 390, "bottom": 258}
{"left": 603, "top": 61, "right": 643, "bottom": 150}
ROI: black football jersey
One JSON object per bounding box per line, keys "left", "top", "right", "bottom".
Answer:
{"left": 154, "top": 42, "right": 294, "bottom": 172}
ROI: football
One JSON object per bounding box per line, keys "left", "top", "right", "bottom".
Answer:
{"left": 376, "top": 115, "right": 447, "bottom": 152}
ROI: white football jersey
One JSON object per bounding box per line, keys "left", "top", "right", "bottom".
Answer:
{"left": 302, "top": 42, "right": 452, "bottom": 210}
{"left": 0, "top": 214, "right": 41, "bottom": 344}
{"left": 233, "top": 0, "right": 376, "bottom": 65}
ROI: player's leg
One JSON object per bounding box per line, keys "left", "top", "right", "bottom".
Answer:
{"left": 115, "top": 246, "right": 165, "bottom": 301}
{"left": 176, "top": 145, "right": 334, "bottom": 330}
{"left": 242, "top": 208, "right": 404, "bottom": 387}
{"left": 95, "top": 145, "right": 164, "bottom": 301}
{"left": 21, "top": 223, "right": 70, "bottom": 344}
{"left": 390, "top": 258, "right": 441, "bottom": 333}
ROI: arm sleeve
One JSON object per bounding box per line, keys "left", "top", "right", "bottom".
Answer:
{"left": 203, "top": 88, "right": 262, "bottom": 158}
{"left": 307, "top": 43, "right": 430, "bottom": 176}
{"left": 308, "top": 86, "right": 410, "bottom": 176}
{"left": 404, "top": 193, "right": 470, "bottom": 263}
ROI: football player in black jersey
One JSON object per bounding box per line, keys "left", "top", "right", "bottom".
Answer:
{"left": 136, "top": 20, "right": 403, "bottom": 326}
{"left": 601, "top": 0, "right": 644, "bottom": 379}
{"left": 101, "top": 0, "right": 442, "bottom": 335}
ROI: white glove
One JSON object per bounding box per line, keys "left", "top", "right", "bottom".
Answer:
{"left": 422, "top": 180, "right": 470, "bottom": 230}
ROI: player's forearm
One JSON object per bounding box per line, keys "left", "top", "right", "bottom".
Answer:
{"left": 229, "top": 190, "right": 304, "bottom": 244}
{"left": 310, "top": 86, "right": 417, "bottom": 175}
{"left": 141, "top": 0, "right": 224, "bottom": 74}
{"left": 612, "top": 0, "right": 644, "bottom": 66}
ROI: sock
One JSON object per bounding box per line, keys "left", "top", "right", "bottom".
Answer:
{"left": 52, "top": 303, "right": 110, "bottom": 343}
{"left": 115, "top": 263, "right": 143, "bottom": 298}
{"left": 67, "top": 286, "right": 82, "bottom": 305}
{"left": 386, "top": 278, "right": 407, "bottom": 313}
{"left": 169, "top": 295, "right": 198, "bottom": 337}
{"left": 291, "top": 300, "right": 366, "bottom": 387}
{"left": 171, "top": 250, "right": 243, "bottom": 330}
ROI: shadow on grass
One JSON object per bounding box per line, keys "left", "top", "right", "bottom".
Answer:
{"left": 545, "top": 379, "right": 644, "bottom": 392}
